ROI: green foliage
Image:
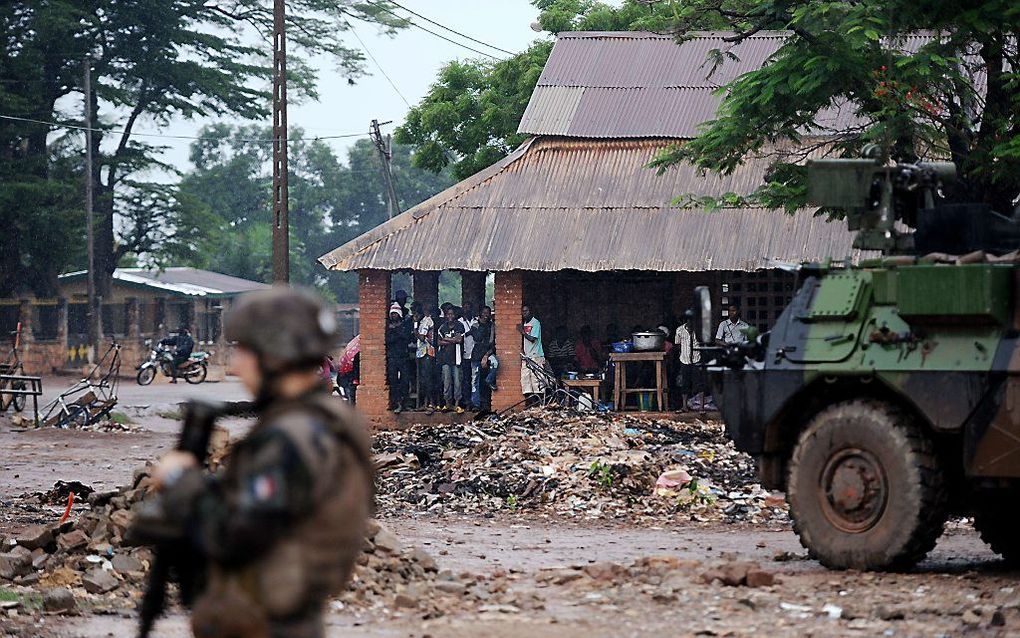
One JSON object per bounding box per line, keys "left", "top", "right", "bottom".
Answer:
{"left": 179, "top": 125, "right": 454, "bottom": 301}
{"left": 654, "top": 0, "right": 1020, "bottom": 214}
{"left": 396, "top": 0, "right": 683, "bottom": 180}
{"left": 0, "top": 0, "right": 405, "bottom": 296}
{"left": 588, "top": 460, "right": 615, "bottom": 489}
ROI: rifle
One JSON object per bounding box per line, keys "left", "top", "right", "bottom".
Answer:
{"left": 130, "top": 399, "right": 255, "bottom": 638}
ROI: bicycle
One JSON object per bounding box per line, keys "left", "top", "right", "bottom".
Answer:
{"left": 0, "top": 323, "right": 27, "bottom": 414}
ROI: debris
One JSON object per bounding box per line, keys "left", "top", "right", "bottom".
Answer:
{"left": 81, "top": 566, "right": 119, "bottom": 594}
{"left": 372, "top": 410, "right": 788, "bottom": 525}
{"left": 15, "top": 525, "right": 53, "bottom": 551}
{"left": 0, "top": 546, "right": 32, "bottom": 580}
{"left": 56, "top": 530, "right": 89, "bottom": 553}
{"left": 821, "top": 603, "right": 843, "bottom": 619}
{"left": 42, "top": 588, "right": 76, "bottom": 614}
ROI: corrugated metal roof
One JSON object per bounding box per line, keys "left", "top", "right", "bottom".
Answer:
{"left": 59, "top": 267, "right": 271, "bottom": 297}
{"left": 318, "top": 138, "right": 863, "bottom": 273}
{"left": 519, "top": 30, "right": 944, "bottom": 139}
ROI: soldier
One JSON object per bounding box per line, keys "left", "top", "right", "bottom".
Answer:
{"left": 150, "top": 287, "right": 373, "bottom": 638}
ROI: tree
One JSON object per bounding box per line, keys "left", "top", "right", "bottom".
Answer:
{"left": 396, "top": 0, "right": 681, "bottom": 180}
{"left": 178, "top": 125, "right": 455, "bottom": 301}
{"left": 652, "top": 1, "right": 1020, "bottom": 215}
{"left": 0, "top": 0, "right": 405, "bottom": 297}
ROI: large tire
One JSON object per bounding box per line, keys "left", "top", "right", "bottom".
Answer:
{"left": 137, "top": 367, "right": 156, "bottom": 386}
{"left": 787, "top": 399, "right": 947, "bottom": 571}
{"left": 184, "top": 363, "right": 207, "bottom": 385}
{"left": 973, "top": 492, "right": 1020, "bottom": 565}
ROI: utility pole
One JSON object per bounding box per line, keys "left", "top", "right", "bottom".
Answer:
{"left": 271, "top": 0, "right": 290, "bottom": 283}
{"left": 83, "top": 58, "right": 100, "bottom": 363}
{"left": 370, "top": 119, "right": 400, "bottom": 219}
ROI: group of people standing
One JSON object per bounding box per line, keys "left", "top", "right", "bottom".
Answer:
{"left": 386, "top": 290, "right": 498, "bottom": 415}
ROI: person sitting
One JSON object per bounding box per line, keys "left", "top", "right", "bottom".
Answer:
{"left": 159, "top": 326, "right": 194, "bottom": 383}
{"left": 574, "top": 325, "right": 603, "bottom": 374}
{"left": 546, "top": 325, "right": 576, "bottom": 377}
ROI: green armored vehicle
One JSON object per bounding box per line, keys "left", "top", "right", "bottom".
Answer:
{"left": 698, "top": 151, "right": 1020, "bottom": 570}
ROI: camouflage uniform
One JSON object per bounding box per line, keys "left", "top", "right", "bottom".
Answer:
{"left": 160, "top": 288, "right": 373, "bottom": 638}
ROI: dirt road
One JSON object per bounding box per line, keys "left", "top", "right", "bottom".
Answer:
{"left": 2, "top": 385, "right": 1018, "bottom": 637}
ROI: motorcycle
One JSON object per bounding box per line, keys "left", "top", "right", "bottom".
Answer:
{"left": 136, "top": 339, "right": 210, "bottom": 385}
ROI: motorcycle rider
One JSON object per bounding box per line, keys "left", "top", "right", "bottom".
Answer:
{"left": 159, "top": 326, "right": 195, "bottom": 383}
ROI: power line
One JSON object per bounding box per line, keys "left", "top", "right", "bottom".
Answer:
{"left": 0, "top": 114, "right": 372, "bottom": 143}
{"left": 386, "top": 1, "right": 514, "bottom": 56}
{"left": 347, "top": 24, "right": 411, "bottom": 108}
{"left": 364, "top": 1, "right": 501, "bottom": 60}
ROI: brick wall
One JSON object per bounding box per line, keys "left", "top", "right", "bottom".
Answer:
{"left": 357, "top": 269, "right": 391, "bottom": 423}
{"left": 492, "top": 270, "right": 524, "bottom": 412}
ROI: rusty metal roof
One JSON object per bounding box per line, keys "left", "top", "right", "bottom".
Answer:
{"left": 519, "top": 31, "right": 790, "bottom": 138}
{"left": 518, "top": 30, "right": 943, "bottom": 139}
{"left": 318, "top": 138, "right": 863, "bottom": 273}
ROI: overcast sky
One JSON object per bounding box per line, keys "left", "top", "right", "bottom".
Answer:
{"left": 151, "top": 0, "right": 543, "bottom": 173}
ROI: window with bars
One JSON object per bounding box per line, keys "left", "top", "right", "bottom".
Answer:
{"left": 719, "top": 270, "right": 796, "bottom": 332}
{"left": 32, "top": 301, "right": 60, "bottom": 340}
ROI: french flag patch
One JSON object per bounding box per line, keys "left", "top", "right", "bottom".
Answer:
{"left": 252, "top": 474, "right": 277, "bottom": 502}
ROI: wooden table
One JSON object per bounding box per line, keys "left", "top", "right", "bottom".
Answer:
{"left": 562, "top": 378, "right": 602, "bottom": 404}
{"left": 610, "top": 351, "right": 669, "bottom": 411}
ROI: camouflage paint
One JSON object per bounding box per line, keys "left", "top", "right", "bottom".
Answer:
{"left": 716, "top": 262, "right": 1020, "bottom": 484}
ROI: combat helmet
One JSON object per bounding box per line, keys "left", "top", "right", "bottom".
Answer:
{"left": 224, "top": 286, "right": 337, "bottom": 373}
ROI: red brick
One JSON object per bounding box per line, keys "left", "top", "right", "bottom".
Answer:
{"left": 493, "top": 271, "right": 524, "bottom": 412}
{"left": 358, "top": 270, "right": 391, "bottom": 425}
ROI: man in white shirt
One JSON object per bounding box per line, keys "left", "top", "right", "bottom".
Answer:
{"left": 715, "top": 305, "right": 751, "bottom": 346}
{"left": 675, "top": 318, "right": 702, "bottom": 411}
{"left": 459, "top": 303, "right": 478, "bottom": 409}
{"left": 519, "top": 304, "right": 546, "bottom": 405}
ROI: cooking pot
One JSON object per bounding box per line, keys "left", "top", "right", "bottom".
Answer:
{"left": 631, "top": 332, "right": 665, "bottom": 351}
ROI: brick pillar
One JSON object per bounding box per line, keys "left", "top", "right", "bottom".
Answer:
{"left": 461, "top": 270, "right": 486, "bottom": 312}
{"left": 358, "top": 269, "right": 391, "bottom": 422}
{"left": 125, "top": 297, "right": 140, "bottom": 339}
{"left": 412, "top": 271, "right": 439, "bottom": 312}
{"left": 492, "top": 271, "right": 524, "bottom": 412}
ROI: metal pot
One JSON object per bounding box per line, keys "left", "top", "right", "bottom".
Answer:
{"left": 631, "top": 332, "right": 665, "bottom": 351}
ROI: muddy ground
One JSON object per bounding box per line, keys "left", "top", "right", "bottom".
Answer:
{"left": 2, "top": 378, "right": 1018, "bottom": 637}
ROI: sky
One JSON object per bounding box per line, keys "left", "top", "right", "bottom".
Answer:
{"left": 149, "top": 0, "right": 544, "bottom": 173}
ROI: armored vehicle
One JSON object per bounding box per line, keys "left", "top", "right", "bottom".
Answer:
{"left": 698, "top": 151, "right": 1020, "bottom": 570}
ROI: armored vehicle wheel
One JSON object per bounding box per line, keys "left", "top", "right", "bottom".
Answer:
{"left": 973, "top": 494, "right": 1020, "bottom": 565}
{"left": 787, "top": 399, "right": 947, "bottom": 570}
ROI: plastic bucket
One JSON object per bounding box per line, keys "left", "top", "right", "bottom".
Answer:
{"left": 637, "top": 391, "right": 655, "bottom": 411}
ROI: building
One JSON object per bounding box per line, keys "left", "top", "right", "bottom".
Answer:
{"left": 318, "top": 31, "right": 863, "bottom": 425}
{"left": 1, "top": 267, "right": 270, "bottom": 375}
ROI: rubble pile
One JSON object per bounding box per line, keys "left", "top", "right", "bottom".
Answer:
{"left": 373, "top": 410, "right": 788, "bottom": 525}
{"left": 0, "top": 428, "right": 454, "bottom": 616}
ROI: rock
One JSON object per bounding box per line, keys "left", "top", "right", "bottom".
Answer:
{"left": 434, "top": 580, "right": 466, "bottom": 594}
{"left": 111, "top": 553, "right": 144, "bottom": 574}
{"left": 43, "top": 587, "right": 76, "bottom": 613}
{"left": 18, "top": 572, "right": 39, "bottom": 586}
{"left": 16, "top": 525, "right": 53, "bottom": 550}
{"left": 393, "top": 592, "right": 418, "bottom": 608}
{"left": 81, "top": 567, "right": 119, "bottom": 594}
{"left": 0, "top": 547, "right": 32, "bottom": 580}
{"left": 583, "top": 561, "right": 627, "bottom": 582}
{"left": 962, "top": 608, "right": 982, "bottom": 626}
{"left": 56, "top": 530, "right": 89, "bottom": 553}
{"left": 31, "top": 549, "right": 49, "bottom": 570}
{"left": 373, "top": 526, "right": 402, "bottom": 555}
{"left": 407, "top": 546, "right": 437, "bottom": 572}
{"left": 991, "top": 609, "right": 1006, "bottom": 627}
{"left": 109, "top": 509, "right": 134, "bottom": 535}
{"left": 745, "top": 568, "right": 775, "bottom": 587}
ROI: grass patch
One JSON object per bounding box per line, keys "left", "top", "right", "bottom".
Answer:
{"left": 109, "top": 411, "right": 134, "bottom": 425}
{"left": 156, "top": 409, "right": 181, "bottom": 420}
{"left": 0, "top": 587, "right": 43, "bottom": 612}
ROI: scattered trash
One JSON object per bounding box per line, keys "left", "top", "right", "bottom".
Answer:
{"left": 373, "top": 409, "right": 788, "bottom": 525}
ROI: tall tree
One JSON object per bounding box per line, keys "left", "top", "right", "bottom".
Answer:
{"left": 396, "top": 0, "right": 683, "bottom": 180}
{"left": 652, "top": 1, "right": 1020, "bottom": 214}
{"left": 178, "top": 125, "right": 454, "bottom": 301}
{"left": 0, "top": 0, "right": 405, "bottom": 296}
